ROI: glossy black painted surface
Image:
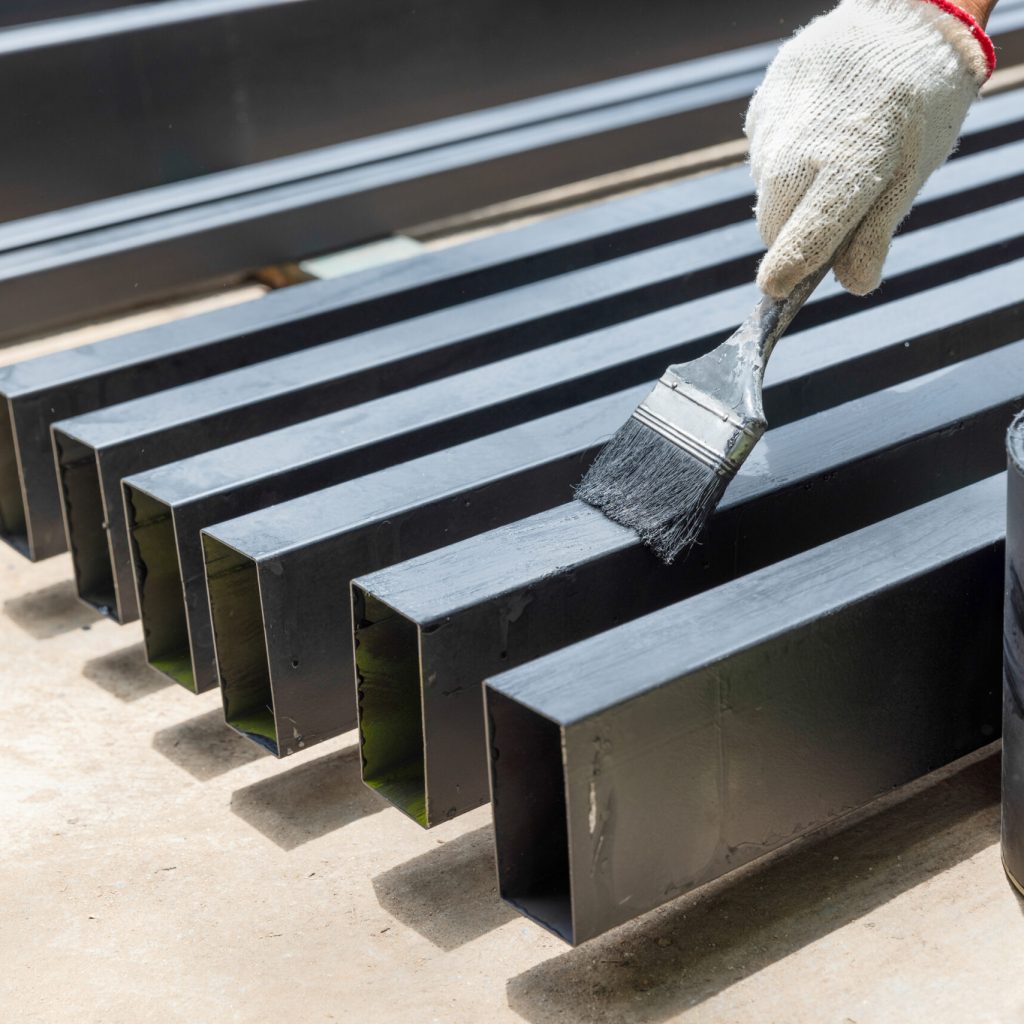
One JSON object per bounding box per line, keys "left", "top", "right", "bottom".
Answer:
{"left": 353, "top": 331, "right": 1024, "bottom": 827}
{"left": 486, "top": 476, "right": 1006, "bottom": 944}
{"left": 120, "top": 192, "right": 1024, "bottom": 684}
{"left": 0, "top": 160, "right": 754, "bottom": 562}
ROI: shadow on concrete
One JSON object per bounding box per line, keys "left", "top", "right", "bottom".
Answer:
{"left": 373, "top": 824, "right": 515, "bottom": 950}
{"left": 507, "top": 751, "right": 1002, "bottom": 1024}
{"left": 4, "top": 579, "right": 100, "bottom": 638}
{"left": 153, "top": 706, "right": 267, "bottom": 781}
{"left": 84, "top": 641, "right": 175, "bottom": 702}
{"left": 230, "top": 744, "right": 384, "bottom": 850}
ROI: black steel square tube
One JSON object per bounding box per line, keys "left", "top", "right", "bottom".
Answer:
{"left": 201, "top": 387, "right": 648, "bottom": 752}
{"left": 121, "top": 277, "right": 758, "bottom": 684}
{"left": 351, "top": 327, "right": 1024, "bottom": 826}
{"left": 485, "top": 474, "right": 1006, "bottom": 944}
{"left": 200, "top": 254, "right": 1024, "bottom": 757}
{"left": 6, "top": 101, "right": 1021, "bottom": 562}
{"left": 120, "top": 197, "right": 1024, "bottom": 691}
{"left": 0, "top": 156, "right": 757, "bottom": 562}
{"left": 60, "top": 217, "right": 772, "bottom": 623}
{"left": 0, "top": 48, "right": 772, "bottom": 338}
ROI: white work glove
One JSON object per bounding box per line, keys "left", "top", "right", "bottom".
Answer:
{"left": 745, "top": 0, "right": 995, "bottom": 298}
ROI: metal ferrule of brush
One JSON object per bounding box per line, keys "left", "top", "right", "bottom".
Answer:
{"left": 631, "top": 265, "right": 831, "bottom": 477}
{"left": 632, "top": 374, "right": 755, "bottom": 478}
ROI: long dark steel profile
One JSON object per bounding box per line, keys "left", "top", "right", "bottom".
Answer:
{"left": 0, "top": 0, "right": 829, "bottom": 221}
{"left": 204, "top": 254, "right": 1024, "bottom": 758}
{"left": 7, "top": 0, "right": 1023, "bottom": 218}
{"left": 4, "top": 3, "right": 1024, "bottom": 339}
{"left": 0, "top": 157, "right": 759, "bottom": 564}
{"left": 5, "top": 97, "right": 1022, "bottom": 563}
{"left": 352, "top": 332, "right": 1024, "bottom": 827}
{"left": 0, "top": 46, "right": 771, "bottom": 339}
{"left": 122, "top": 276, "right": 760, "bottom": 680}
{"left": 64, "top": 216, "right": 774, "bottom": 623}
{"left": 123, "top": 200, "right": 1024, "bottom": 692}
{"left": 201, "top": 388, "right": 647, "bottom": 751}
{"left": 485, "top": 474, "right": 1006, "bottom": 944}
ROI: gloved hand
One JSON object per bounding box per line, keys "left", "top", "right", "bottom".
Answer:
{"left": 745, "top": 0, "right": 995, "bottom": 298}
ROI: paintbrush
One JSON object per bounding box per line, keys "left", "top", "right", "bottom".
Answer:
{"left": 576, "top": 262, "right": 831, "bottom": 564}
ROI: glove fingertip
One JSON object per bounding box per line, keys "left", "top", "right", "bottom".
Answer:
{"left": 833, "top": 251, "right": 883, "bottom": 296}
{"left": 834, "top": 224, "right": 891, "bottom": 295}
{"left": 756, "top": 252, "right": 807, "bottom": 300}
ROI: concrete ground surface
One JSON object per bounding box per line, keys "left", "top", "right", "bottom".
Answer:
{"left": 3, "top": 267, "right": 1024, "bottom": 1024}
{"left": 3, "top": 536, "right": 1021, "bottom": 1024}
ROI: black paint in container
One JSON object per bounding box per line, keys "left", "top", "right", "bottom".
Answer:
{"left": 1003, "top": 411, "right": 1024, "bottom": 893}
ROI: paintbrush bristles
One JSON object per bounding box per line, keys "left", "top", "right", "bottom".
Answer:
{"left": 576, "top": 418, "right": 731, "bottom": 564}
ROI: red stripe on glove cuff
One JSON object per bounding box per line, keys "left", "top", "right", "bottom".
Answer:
{"left": 922, "top": 0, "right": 998, "bottom": 77}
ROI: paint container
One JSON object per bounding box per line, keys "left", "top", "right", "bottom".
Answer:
{"left": 1003, "top": 411, "right": 1024, "bottom": 894}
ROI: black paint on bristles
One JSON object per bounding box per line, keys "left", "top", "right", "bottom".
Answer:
{"left": 575, "top": 418, "right": 730, "bottom": 565}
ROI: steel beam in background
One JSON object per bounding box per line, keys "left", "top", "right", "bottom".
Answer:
{"left": 0, "top": 158, "right": 758, "bottom": 564}
{"left": 8, "top": 0, "right": 1024, "bottom": 221}
{"left": 201, "top": 387, "right": 647, "bottom": 752}
{"left": 484, "top": 475, "right": 1006, "bottom": 944}
{"left": 0, "top": 42, "right": 774, "bottom": 253}
{"left": 4, "top": 16, "right": 1024, "bottom": 341}
{"left": 26, "top": 8, "right": 1019, "bottom": 257}
{"left": 121, "top": 205, "right": 1024, "bottom": 688}
{"left": 0, "top": 48, "right": 772, "bottom": 263}
{"left": 352, "top": 334, "right": 1024, "bottom": 827}
{"left": 59, "top": 217, "right": 772, "bottom": 624}
{"left": 0, "top": 0, "right": 829, "bottom": 221}
{"left": 206, "top": 256, "right": 1024, "bottom": 757}
{"left": 0, "top": 57, "right": 768, "bottom": 338}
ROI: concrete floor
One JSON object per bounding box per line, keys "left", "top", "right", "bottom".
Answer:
{"left": 3, "top": 285, "right": 1024, "bottom": 1024}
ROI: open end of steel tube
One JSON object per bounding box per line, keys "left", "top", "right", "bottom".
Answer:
{"left": 485, "top": 687, "right": 574, "bottom": 944}
{"left": 353, "top": 584, "right": 429, "bottom": 827}
{"left": 203, "top": 534, "right": 279, "bottom": 754}
{"left": 53, "top": 428, "right": 117, "bottom": 616}
{"left": 0, "top": 398, "right": 29, "bottom": 556}
{"left": 125, "top": 485, "right": 195, "bottom": 691}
